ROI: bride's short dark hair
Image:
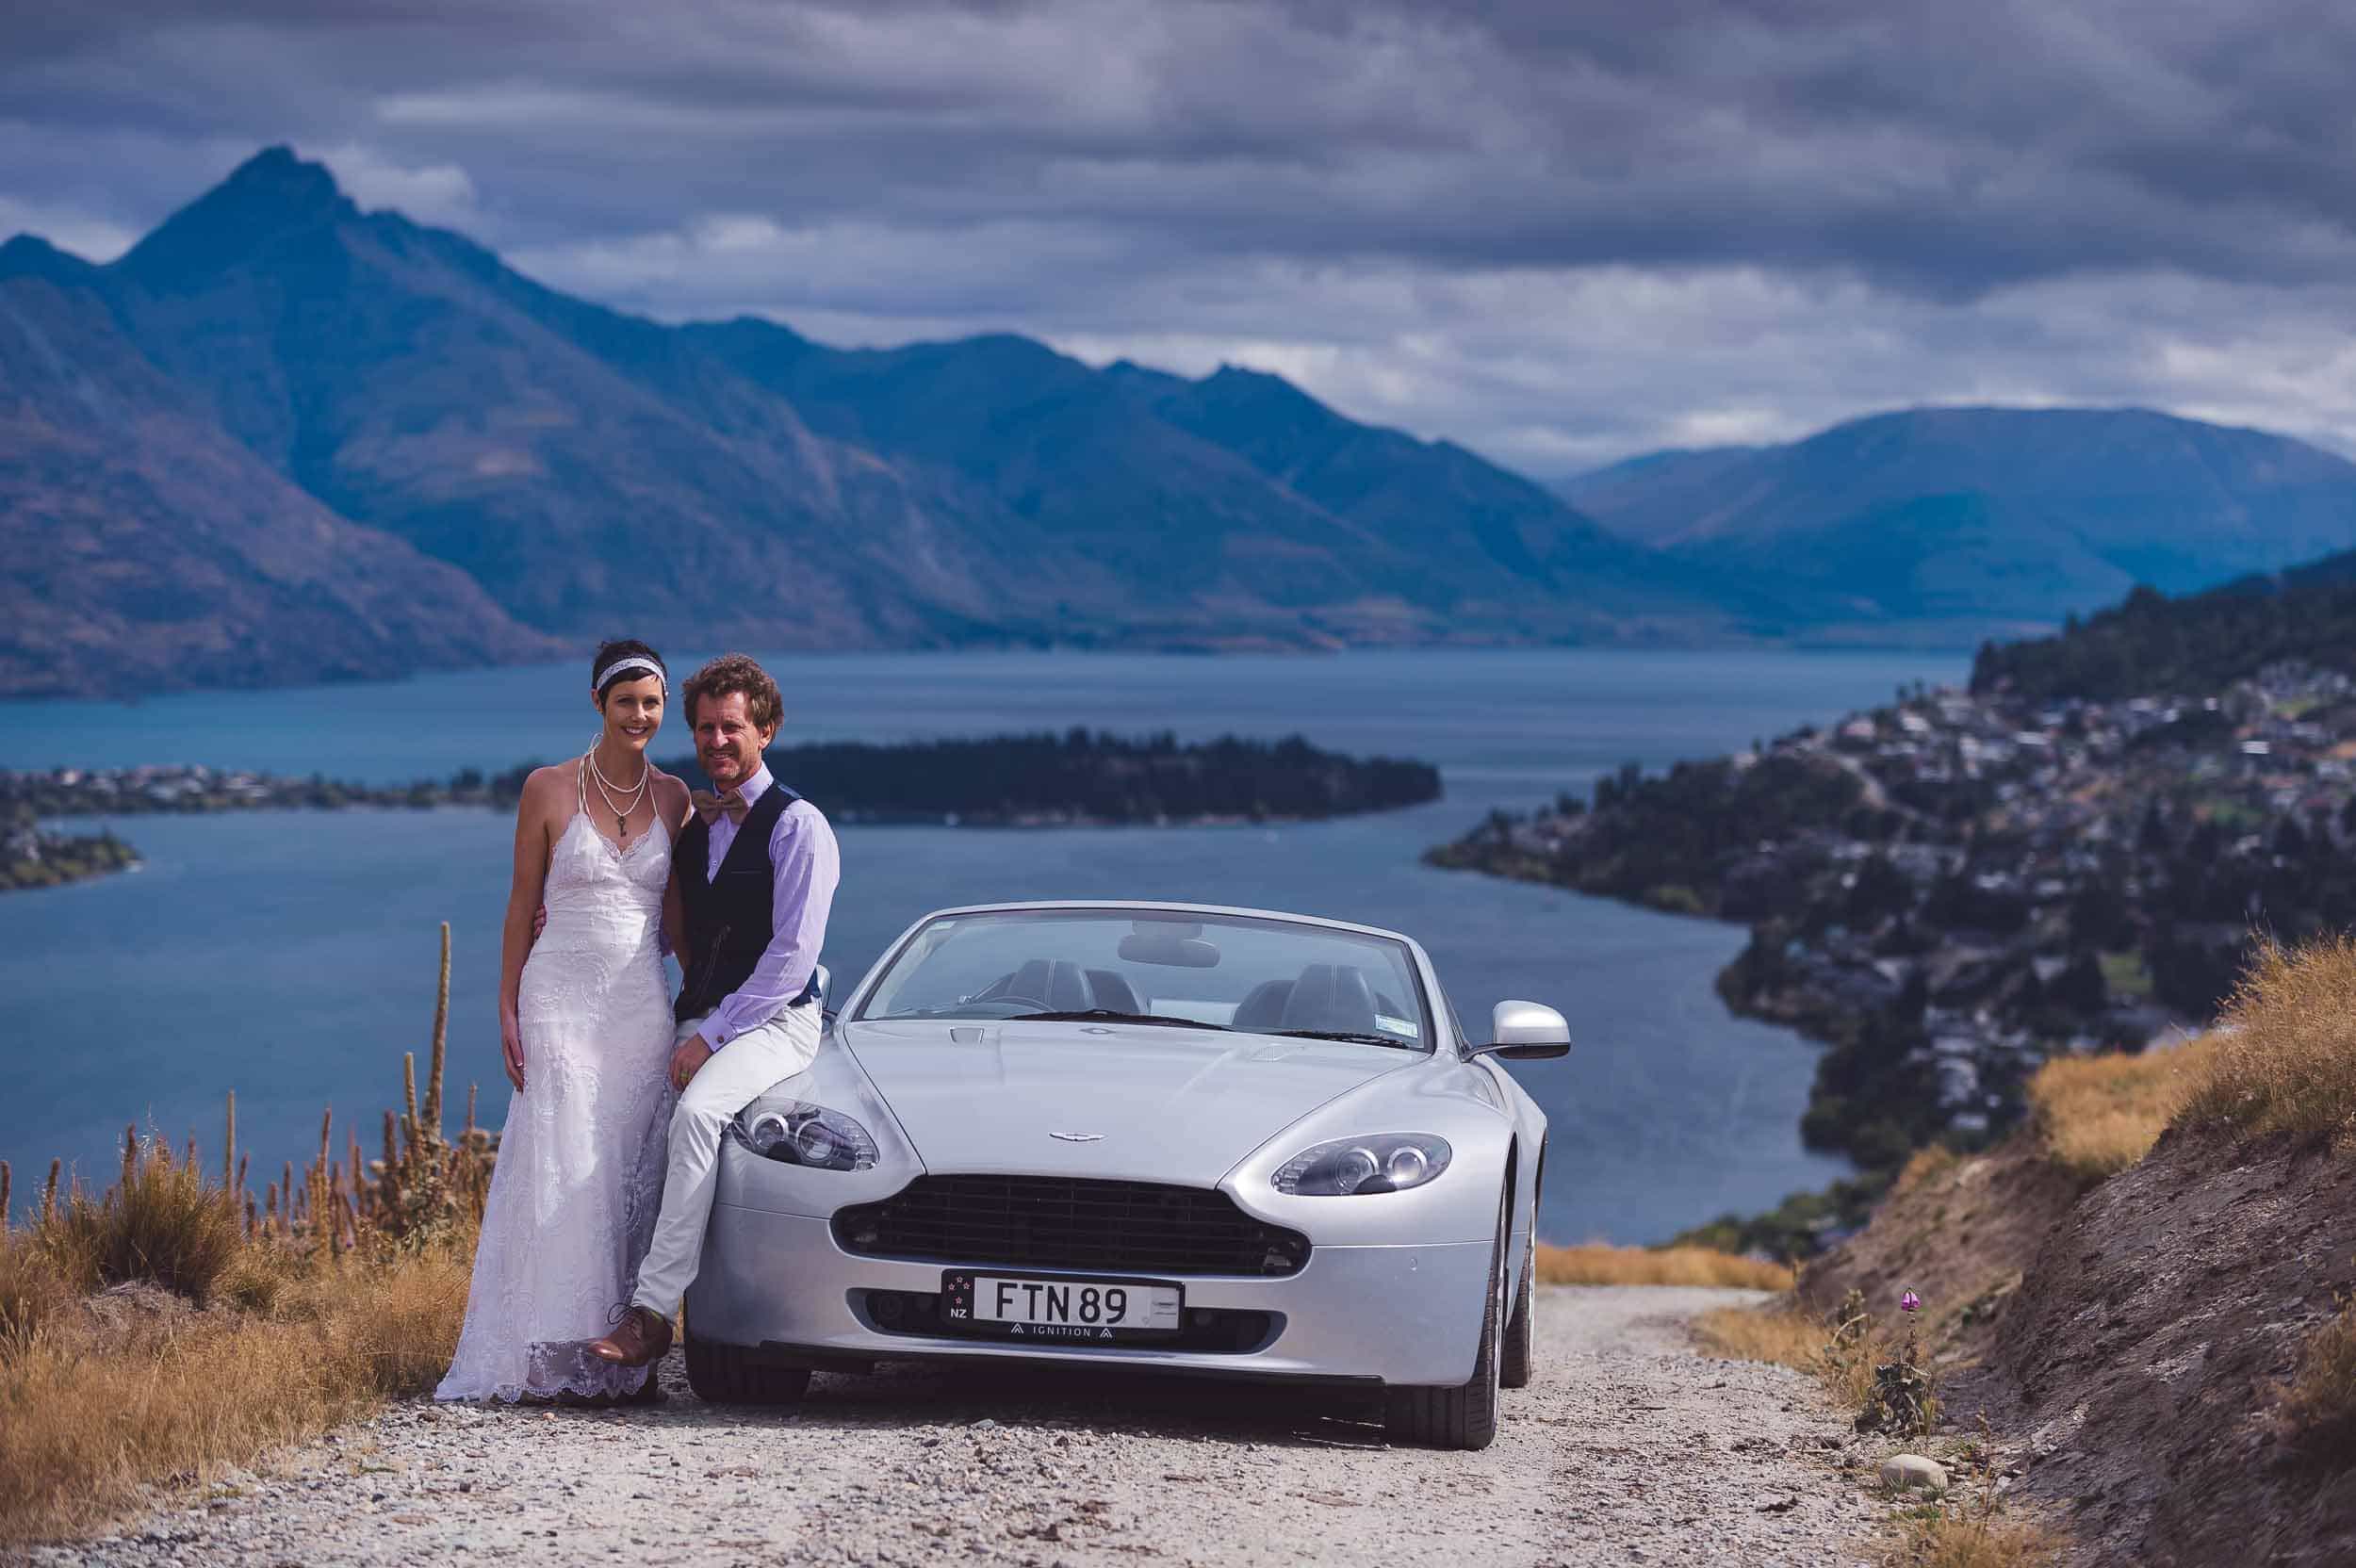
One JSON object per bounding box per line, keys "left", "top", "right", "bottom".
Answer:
{"left": 591, "top": 638, "right": 667, "bottom": 706}
{"left": 683, "top": 653, "right": 781, "bottom": 731}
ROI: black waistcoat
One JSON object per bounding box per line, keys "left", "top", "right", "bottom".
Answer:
{"left": 674, "top": 781, "right": 818, "bottom": 1024}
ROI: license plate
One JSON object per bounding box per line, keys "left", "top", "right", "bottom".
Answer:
{"left": 941, "top": 1270, "right": 1184, "bottom": 1342}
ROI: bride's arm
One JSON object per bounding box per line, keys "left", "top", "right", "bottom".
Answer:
{"left": 500, "top": 769, "right": 559, "bottom": 1092}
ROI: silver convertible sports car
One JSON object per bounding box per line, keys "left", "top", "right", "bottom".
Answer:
{"left": 682, "top": 901, "right": 1570, "bottom": 1449}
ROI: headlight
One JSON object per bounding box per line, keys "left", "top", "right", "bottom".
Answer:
{"left": 730, "top": 1101, "right": 879, "bottom": 1171}
{"left": 1272, "top": 1134, "right": 1451, "bottom": 1196}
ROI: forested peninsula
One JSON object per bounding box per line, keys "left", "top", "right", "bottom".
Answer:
{"left": 5, "top": 729, "right": 1441, "bottom": 851}
{"left": 1, "top": 808, "right": 138, "bottom": 890}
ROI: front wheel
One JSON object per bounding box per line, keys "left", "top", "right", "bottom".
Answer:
{"left": 1383, "top": 1190, "right": 1505, "bottom": 1450}
{"left": 1499, "top": 1248, "right": 1534, "bottom": 1389}
{"left": 683, "top": 1331, "right": 813, "bottom": 1405}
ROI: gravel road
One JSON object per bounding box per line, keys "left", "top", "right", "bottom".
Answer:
{"left": 40, "top": 1286, "right": 1891, "bottom": 1567}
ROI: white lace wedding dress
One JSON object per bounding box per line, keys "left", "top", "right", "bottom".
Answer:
{"left": 436, "top": 777, "right": 678, "bottom": 1402}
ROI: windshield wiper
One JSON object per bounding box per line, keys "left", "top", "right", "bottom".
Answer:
{"left": 1266, "top": 1029, "right": 1417, "bottom": 1048}
{"left": 1006, "top": 1008, "right": 1229, "bottom": 1029}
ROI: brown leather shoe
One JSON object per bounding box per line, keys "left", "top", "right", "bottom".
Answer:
{"left": 590, "top": 1305, "right": 674, "bottom": 1368}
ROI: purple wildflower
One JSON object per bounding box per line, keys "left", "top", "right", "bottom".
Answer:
{"left": 1900, "top": 1290, "right": 1921, "bottom": 1314}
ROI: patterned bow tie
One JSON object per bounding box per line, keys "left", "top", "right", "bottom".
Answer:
{"left": 692, "top": 788, "right": 750, "bottom": 825}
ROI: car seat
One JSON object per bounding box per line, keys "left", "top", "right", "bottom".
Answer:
{"left": 1279, "top": 963, "right": 1380, "bottom": 1037}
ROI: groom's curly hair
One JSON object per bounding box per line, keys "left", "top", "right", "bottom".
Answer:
{"left": 683, "top": 653, "right": 783, "bottom": 733}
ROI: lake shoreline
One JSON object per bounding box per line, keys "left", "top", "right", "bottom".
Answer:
{"left": 4, "top": 729, "right": 1441, "bottom": 841}
{"left": 3, "top": 649, "right": 1953, "bottom": 1245}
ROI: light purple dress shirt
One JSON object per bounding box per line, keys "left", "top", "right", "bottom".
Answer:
{"left": 692, "top": 767, "right": 841, "bottom": 1050}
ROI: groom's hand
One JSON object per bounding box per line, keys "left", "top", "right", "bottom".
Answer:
{"left": 669, "top": 1033, "right": 713, "bottom": 1091}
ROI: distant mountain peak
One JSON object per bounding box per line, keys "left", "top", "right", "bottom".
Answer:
{"left": 1203, "top": 362, "right": 1308, "bottom": 395}
{"left": 0, "top": 233, "right": 100, "bottom": 286}
{"left": 222, "top": 145, "right": 345, "bottom": 205}
{"left": 116, "top": 144, "right": 356, "bottom": 289}
{"left": 1188, "top": 362, "right": 1337, "bottom": 421}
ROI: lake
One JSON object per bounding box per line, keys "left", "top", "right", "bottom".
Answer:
{"left": 1, "top": 648, "right": 1962, "bottom": 1243}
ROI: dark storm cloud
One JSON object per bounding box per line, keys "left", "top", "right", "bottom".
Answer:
{"left": 4, "top": 0, "right": 2356, "bottom": 466}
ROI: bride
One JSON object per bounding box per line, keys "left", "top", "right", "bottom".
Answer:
{"left": 437, "top": 639, "right": 692, "bottom": 1403}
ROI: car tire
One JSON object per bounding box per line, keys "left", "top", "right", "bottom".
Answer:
{"left": 683, "top": 1331, "right": 813, "bottom": 1405}
{"left": 1499, "top": 1246, "right": 1534, "bottom": 1390}
{"left": 1382, "top": 1189, "right": 1505, "bottom": 1450}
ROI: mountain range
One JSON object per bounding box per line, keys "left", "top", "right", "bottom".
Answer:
{"left": 1561, "top": 407, "right": 2356, "bottom": 634}
{"left": 7, "top": 147, "right": 2356, "bottom": 695}
{"left": 0, "top": 149, "right": 1745, "bottom": 695}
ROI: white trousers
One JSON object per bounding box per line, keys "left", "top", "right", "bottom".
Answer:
{"left": 630, "top": 1004, "right": 823, "bottom": 1319}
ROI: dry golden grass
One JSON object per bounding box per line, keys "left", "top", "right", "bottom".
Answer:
{"left": 1535, "top": 1243, "right": 1794, "bottom": 1290}
{"left": 1693, "top": 1300, "right": 1824, "bottom": 1369}
{"left": 1892, "top": 1144, "right": 1961, "bottom": 1197}
{"left": 2179, "top": 935, "right": 2356, "bottom": 1144}
{"left": 0, "top": 922, "right": 491, "bottom": 1544}
{"left": 1876, "top": 1504, "right": 2066, "bottom": 1568}
{"left": 1693, "top": 1293, "right": 1894, "bottom": 1412}
{"left": 2281, "top": 1296, "right": 2356, "bottom": 1465}
{"left": 0, "top": 1234, "right": 471, "bottom": 1542}
{"left": 0, "top": 1240, "right": 70, "bottom": 1359}
{"left": 37, "top": 1135, "right": 249, "bottom": 1300}
{"left": 2028, "top": 1035, "right": 2225, "bottom": 1180}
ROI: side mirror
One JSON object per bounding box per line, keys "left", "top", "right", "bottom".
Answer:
{"left": 1471, "top": 1000, "right": 1570, "bottom": 1060}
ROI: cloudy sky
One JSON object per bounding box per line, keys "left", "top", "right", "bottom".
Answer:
{"left": 6, "top": 0, "right": 2356, "bottom": 473}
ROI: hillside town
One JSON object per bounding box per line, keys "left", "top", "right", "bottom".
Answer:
{"left": 1435, "top": 660, "right": 2356, "bottom": 1176}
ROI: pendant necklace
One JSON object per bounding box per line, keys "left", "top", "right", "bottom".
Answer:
{"left": 585, "top": 742, "right": 649, "bottom": 838}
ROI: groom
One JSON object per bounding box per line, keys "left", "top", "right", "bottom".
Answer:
{"left": 592, "top": 653, "right": 840, "bottom": 1369}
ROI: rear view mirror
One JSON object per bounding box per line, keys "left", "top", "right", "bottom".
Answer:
{"left": 1471, "top": 999, "right": 1570, "bottom": 1060}
{"left": 1117, "top": 933, "right": 1221, "bottom": 968}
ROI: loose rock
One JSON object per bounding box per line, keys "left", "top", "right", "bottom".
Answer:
{"left": 1879, "top": 1453, "right": 1950, "bottom": 1493}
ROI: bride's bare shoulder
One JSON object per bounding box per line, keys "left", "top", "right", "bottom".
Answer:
{"left": 648, "top": 768, "right": 693, "bottom": 811}
{"left": 515, "top": 762, "right": 577, "bottom": 810}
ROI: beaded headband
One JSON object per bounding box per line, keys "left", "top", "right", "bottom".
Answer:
{"left": 594, "top": 655, "right": 666, "bottom": 693}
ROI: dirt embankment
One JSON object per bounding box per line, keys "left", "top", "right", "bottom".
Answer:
{"left": 1799, "top": 1126, "right": 2356, "bottom": 1566}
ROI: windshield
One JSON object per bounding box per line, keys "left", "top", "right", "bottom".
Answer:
{"left": 853, "top": 908, "right": 1432, "bottom": 1051}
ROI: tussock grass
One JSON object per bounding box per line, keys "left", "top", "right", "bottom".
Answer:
{"left": 1876, "top": 1502, "right": 2065, "bottom": 1568}
{"left": 1693, "top": 1300, "right": 1881, "bottom": 1409}
{"left": 1694, "top": 1288, "right": 1932, "bottom": 1422}
{"left": 38, "top": 1134, "right": 249, "bottom": 1301}
{"left": 2028, "top": 1035, "right": 2224, "bottom": 1180}
{"left": 2282, "top": 1297, "right": 2356, "bottom": 1465}
{"left": 0, "top": 1240, "right": 69, "bottom": 1359}
{"left": 1694, "top": 1301, "right": 1828, "bottom": 1369}
{"left": 1892, "top": 1145, "right": 1961, "bottom": 1197}
{"left": 0, "top": 1235, "right": 471, "bottom": 1541}
{"left": 2179, "top": 935, "right": 2356, "bottom": 1145}
{"left": 1536, "top": 1243, "right": 1793, "bottom": 1290}
{"left": 1, "top": 921, "right": 489, "bottom": 1544}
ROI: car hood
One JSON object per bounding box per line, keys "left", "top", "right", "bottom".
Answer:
{"left": 839, "top": 1019, "right": 1415, "bottom": 1184}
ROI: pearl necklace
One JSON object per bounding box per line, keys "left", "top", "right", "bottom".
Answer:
{"left": 584, "top": 742, "right": 649, "bottom": 836}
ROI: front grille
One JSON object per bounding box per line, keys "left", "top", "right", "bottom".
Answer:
{"left": 833, "top": 1175, "right": 1309, "bottom": 1277}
